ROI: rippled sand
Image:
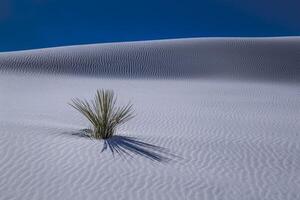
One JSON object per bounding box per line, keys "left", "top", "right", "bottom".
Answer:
{"left": 0, "top": 37, "right": 299, "bottom": 200}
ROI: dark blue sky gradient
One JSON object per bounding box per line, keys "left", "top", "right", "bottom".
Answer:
{"left": 0, "top": 0, "right": 299, "bottom": 51}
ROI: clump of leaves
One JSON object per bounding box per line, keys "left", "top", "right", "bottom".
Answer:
{"left": 69, "top": 89, "right": 134, "bottom": 139}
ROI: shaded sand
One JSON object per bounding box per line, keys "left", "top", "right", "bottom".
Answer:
{"left": 0, "top": 37, "right": 299, "bottom": 200}
{"left": 0, "top": 37, "right": 299, "bottom": 81}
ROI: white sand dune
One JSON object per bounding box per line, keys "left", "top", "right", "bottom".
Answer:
{"left": 0, "top": 37, "right": 299, "bottom": 81}
{"left": 0, "top": 37, "right": 299, "bottom": 200}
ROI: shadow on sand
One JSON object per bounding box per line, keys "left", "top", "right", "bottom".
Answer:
{"left": 68, "top": 129, "right": 176, "bottom": 163}
{"left": 101, "top": 135, "right": 175, "bottom": 162}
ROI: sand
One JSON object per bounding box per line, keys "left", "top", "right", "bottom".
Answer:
{"left": 0, "top": 37, "right": 299, "bottom": 200}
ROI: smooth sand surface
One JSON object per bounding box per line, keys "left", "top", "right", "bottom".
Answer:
{"left": 0, "top": 37, "right": 299, "bottom": 200}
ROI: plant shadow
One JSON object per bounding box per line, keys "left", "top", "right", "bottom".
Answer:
{"left": 102, "top": 135, "right": 176, "bottom": 163}
{"left": 68, "top": 129, "right": 177, "bottom": 163}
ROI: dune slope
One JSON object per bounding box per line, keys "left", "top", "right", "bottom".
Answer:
{"left": 0, "top": 37, "right": 299, "bottom": 81}
{"left": 0, "top": 37, "right": 299, "bottom": 200}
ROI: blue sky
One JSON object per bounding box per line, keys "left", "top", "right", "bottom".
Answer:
{"left": 0, "top": 0, "right": 299, "bottom": 51}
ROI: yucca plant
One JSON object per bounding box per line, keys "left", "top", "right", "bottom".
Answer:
{"left": 69, "top": 89, "right": 134, "bottom": 139}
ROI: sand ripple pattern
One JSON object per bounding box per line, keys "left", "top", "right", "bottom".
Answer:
{"left": 0, "top": 37, "right": 299, "bottom": 81}
{"left": 0, "top": 74, "right": 299, "bottom": 200}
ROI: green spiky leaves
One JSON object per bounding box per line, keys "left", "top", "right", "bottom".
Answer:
{"left": 69, "top": 89, "right": 134, "bottom": 139}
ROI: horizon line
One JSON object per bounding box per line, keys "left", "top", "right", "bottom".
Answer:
{"left": 1, "top": 35, "right": 299, "bottom": 53}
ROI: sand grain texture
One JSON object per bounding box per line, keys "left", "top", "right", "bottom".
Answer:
{"left": 0, "top": 37, "right": 299, "bottom": 200}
